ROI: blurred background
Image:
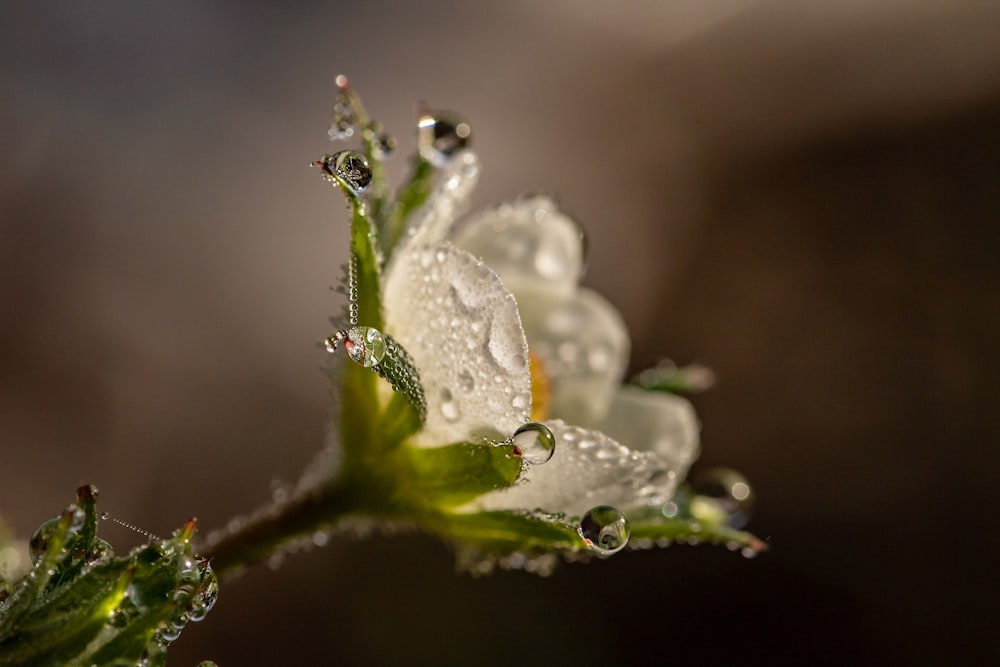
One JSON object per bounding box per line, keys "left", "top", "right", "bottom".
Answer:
{"left": 2, "top": 1, "right": 998, "bottom": 664}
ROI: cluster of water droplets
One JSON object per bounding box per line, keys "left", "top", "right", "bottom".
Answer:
{"left": 95, "top": 514, "right": 220, "bottom": 652}
{"left": 328, "top": 74, "right": 396, "bottom": 160}
{"left": 384, "top": 243, "right": 533, "bottom": 444}
{"left": 456, "top": 546, "right": 561, "bottom": 577}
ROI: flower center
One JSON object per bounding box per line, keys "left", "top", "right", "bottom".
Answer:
{"left": 529, "top": 351, "right": 551, "bottom": 422}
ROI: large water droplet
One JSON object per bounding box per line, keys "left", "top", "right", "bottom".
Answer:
{"left": 691, "top": 468, "right": 754, "bottom": 529}
{"left": 86, "top": 538, "right": 115, "bottom": 566}
{"left": 327, "top": 327, "right": 387, "bottom": 367}
{"left": 188, "top": 564, "right": 219, "bottom": 622}
{"left": 579, "top": 506, "right": 630, "bottom": 555}
{"left": 319, "top": 150, "right": 372, "bottom": 195}
{"left": 28, "top": 518, "right": 59, "bottom": 565}
{"left": 511, "top": 422, "right": 555, "bottom": 464}
{"left": 28, "top": 506, "right": 85, "bottom": 565}
{"left": 418, "top": 111, "right": 471, "bottom": 166}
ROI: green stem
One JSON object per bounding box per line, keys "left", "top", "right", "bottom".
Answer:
{"left": 200, "top": 482, "right": 359, "bottom": 581}
{"left": 339, "top": 81, "right": 392, "bottom": 234}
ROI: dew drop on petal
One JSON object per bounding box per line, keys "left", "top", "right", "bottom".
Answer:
{"left": 440, "top": 387, "right": 461, "bottom": 422}
{"left": 511, "top": 421, "right": 556, "bottom": 464}
{"left": 418, "top": 111, "right": 471, "bottom": 166}
{"left": 579, "top": 506, "right": 630, "bottom": 555}
{"left": 458, "top": 370, "right": 475, "bottom": 391}
{"left": 692, "top": 468, "right": 754, "bottom": 529}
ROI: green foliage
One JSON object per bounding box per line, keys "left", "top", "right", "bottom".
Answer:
{"left": 0, "top": 486, "right": 218, "bottom": 667}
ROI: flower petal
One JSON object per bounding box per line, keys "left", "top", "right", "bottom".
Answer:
{"left": 517, "top": 287, "right": 629, "bottom": 427}
{"left": 479, "top": 420, "right": 675, "bottom": 518}
{"left": 452, "top": 194, "right": 584, "bottom": 300}
{"left": 383, "top": 242, "right": 531, "bottom": 445}
{"left": 389, "top": 151, "right": 480, "bottom": 270}
{"left": 598, "top": 386, "right": 700, "bottom": 488}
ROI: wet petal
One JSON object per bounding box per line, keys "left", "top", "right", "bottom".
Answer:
{"left": 518, "top": 287, "right": 629, "bottom": 428}
{"left": 452, "top": 194, "right": 585, "bottom": 300}
{"left": 479, "top": 420, "right": 675, "bottom": 518}
{"left": 598, "top": 386, "right": 700, "bottom": 486}
{"left": 383, "top": 242, "right": 531, "bottom": 445}
{"left": 388, "top": 151, "right": 480, "bottom": 272}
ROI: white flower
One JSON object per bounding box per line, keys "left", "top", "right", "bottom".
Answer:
{"left": 382, "top": 153, "right": 699, "bottom": 520}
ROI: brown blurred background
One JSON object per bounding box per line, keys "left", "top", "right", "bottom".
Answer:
{"left": 2, "top": 1, "right": 998, "bottom": 665}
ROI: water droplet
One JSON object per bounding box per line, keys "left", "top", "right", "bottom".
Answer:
{"left": 328, "top": 83, "right": 355, "bottom": 140}
{"left": 188, "top": 565, "right": 219, "bottom": 622}
{"left": 458, "top": 370, "right": 475, "bottom": 391}
{"left": 86, "top": 538, "right": 115, "bottom": 566}
{"left": 439, "top": 387, "right": 461, "bottom": 422}
{"left": 28, "top": 518, "right": 59, "bottom": 565}
{"left": 318, "top": 150, "right": 372, "bottom": 195}
{"left": 691, "top": 468, "right": 754, "bottom": 528}
{"left": 511, "top": 422, "right": 555, "bottom": 464}
{"left": 373, "top": 131, "right": 396, "bottom": 158}
{"left": 418, "top": 111, "right": 471, "bottom": 166}
{"left": 100, "top": 512, "right": 110, "bottom": 520}
{"left": 327, "top": 327, "right": 387, "bottom": 367}
{"left": 579, "top": 506, "right": 630, "bottom": 555}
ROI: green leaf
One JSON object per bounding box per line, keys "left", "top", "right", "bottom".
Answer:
{"left": 0, "top": 487, "right": 219, "bottom": 667}
{"left": 383, "top": 157, "right": 434, "bottom": 264}
{"left": 436, "top": 510, "right": 586, "bottom": 553}
{"left": 406, "top": 441, "right": 522, "bottom": 507}
{"left": 632, "top": 360, "right": 716, "bottom": 395}
{"left": 348, "top": 199, "right": 384, "bottom": 333}
{"left": 626, "top": 495, "right": 767, "bottom": 556}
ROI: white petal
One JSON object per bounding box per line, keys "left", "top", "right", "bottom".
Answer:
{"left": 452, "top": 194, "right": 584, "bottom": 300}
{"left": 519, "top": 287, "right": 629, "bottom": 427}
{"left": 598, "top": 386, "right": 700, "bottom": 486}
{"left": 383, "top": 242, "right": 531, "bottom": 445}
{"left": 480, "top": 420, "right": 675, "bottom": 518}
{"left": 386, "top": 151, "right": 480, "bottom": 277}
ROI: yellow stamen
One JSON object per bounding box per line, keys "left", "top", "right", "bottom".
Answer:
{"left": 529, "top": 351, "right": 551, "bottom": 422}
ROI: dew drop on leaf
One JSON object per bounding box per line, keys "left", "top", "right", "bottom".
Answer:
{"left": 691, "top": 467, "right": 754, "bottom": 529}
{"left": 579, "top": 505, "right": 630, "bottom": 555}
{"left": 86, "top": 538, "right": 115, "bottom": 566}
{"left": 318, "top": 150, "right": 372, "bottom": 195}
{"left": 28, "top": 518, "right": 58, "bottom": 565}
{"left": 327, "top": 327, "right": 387, "bottom": 367}
{"left": 511, "top": 422, "right": 556, "bottom": 464}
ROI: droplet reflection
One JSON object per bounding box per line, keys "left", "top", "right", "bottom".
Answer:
{"left": 691, "top": 468, "right": 754, "bottom": 529}
{"left": 418, "top": 111, "right": 471, "bottom": 166}
{"left": 316, "top": 151, "right": 372, "bottom": 195}
{"left": 579, "top": 505, "right": 630, "bottom": 555}
{"left": 511, "top": 421, "right": 555, "bottom": 464}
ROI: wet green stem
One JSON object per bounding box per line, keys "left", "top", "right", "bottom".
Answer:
{"left": 200, "top": 481, "right": 361, "bottom": 581}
